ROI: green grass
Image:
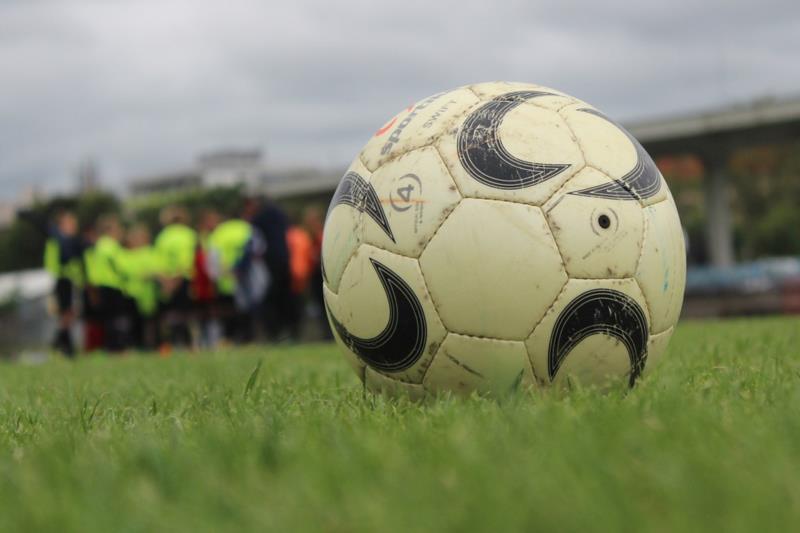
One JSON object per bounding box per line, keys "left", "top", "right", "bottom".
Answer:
{"left": 0, "top": 317, "right": 799, "bottom": 532}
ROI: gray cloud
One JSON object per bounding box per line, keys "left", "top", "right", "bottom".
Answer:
{"left": 1, "top": 0, "right": 798, "bottom": 199}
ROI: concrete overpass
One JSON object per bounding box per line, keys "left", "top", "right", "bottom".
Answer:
{"left": 265, "top": 95, "right": 800, "bottom": 267}
{"left": 629, "top": 95, "right": 800, "bottom": 266}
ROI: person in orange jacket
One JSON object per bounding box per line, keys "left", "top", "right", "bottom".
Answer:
{"left": 285, "top": 223, "right": 315, "bottom": 340}
{"left": 302, "top": 207, "right": 331, "bottom": 340}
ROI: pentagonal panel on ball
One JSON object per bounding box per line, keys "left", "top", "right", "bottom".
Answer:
{"left": 559, "top": 103, "right": 667, "bottom": 206}
{"left": 422, "top": 333, "right": 535, "bottom": 397}
{"left": 362, "top": 146, "right": 462, "bottom": 258}
{"left": 437, "top": 97, "right": 584, "bottom": 206}
{"left": 360, "top": 87, "right": 480, "bottom": 172}
{"left": 525, "top": 278, "right": 651, "bottom": 389}
{"left": 321, "top": 157, "right": 369, "bottom": 293}
{"left": 326, "top": 244, "right": 446, "bottom": 385}
{"left": 419, "top": 199, "right": 567, "bottom": 340}
{"left": 544, "top": 167, "right": 645, "bottom": 279}
{"left": 635, "top": 188, "right": 686, "bottom": 334}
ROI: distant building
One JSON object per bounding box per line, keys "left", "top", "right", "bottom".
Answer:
{"left": 129, "top": 148, "right": 265, "bottom": 197}
{"left": 261, "top": 167, "right": 343, "bottom": 199}
{"left": 128, "top": 148, "right": 344, "bottom": 200}
{"left": 198, "top": 149, "right": 264, "bottom": 189}
{"left": 129, "top": 170, "right": 204, "bottom": 197}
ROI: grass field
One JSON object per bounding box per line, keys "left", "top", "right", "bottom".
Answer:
{"left": 0, "top": 317, "right": 798, "bottom": 532}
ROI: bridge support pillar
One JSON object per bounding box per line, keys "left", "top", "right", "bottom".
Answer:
{"left": 703, "top": 151, "right": 735, "bottom": 267}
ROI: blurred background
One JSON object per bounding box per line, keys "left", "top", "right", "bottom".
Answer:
{"left": 1, "top": 0, "right": 799, "bottom": 355}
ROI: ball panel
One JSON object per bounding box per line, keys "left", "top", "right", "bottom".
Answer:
{"left": 525, "top": 278, "right": 651, "bottom": 388}
{"left": 322, "top": 283, "right": 366, "bottom": 382}
{"left": 419, "top": 199, "right": 567, "bottom": 340}
{"left": 635, "top": 189, "right": 686, "bottom": 334}
{"left": 437, "top": 99, "right": 583, "bottom": 206}
{"left": 330, "top": 244, "right": 446, "bottom": 384}
{"left": 422, "top": 334, "right": 535, "bottom": 396}
{"left": 559, "top": 103, "right": 667, "bottom": 206}
{"left": 364, "top": 368, "right": 426, "bottom": 401}
{"left": 362, "top": 146, "right": 462, "bottom": 258}
{"left": 642, "top": 326, "right": 674, "bottom": 377}
{"left": 321, "top": 157, "right": 369, "bottom": 293}
{"left": 360, "top": 87, "right": 480, "bottom": 172}
{"left": 544, "top": 167, "right": 645, "bottom": 279}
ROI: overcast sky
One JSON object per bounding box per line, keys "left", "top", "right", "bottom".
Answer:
{"left": 1, "top": 0, "right": 799, "bottom": 200}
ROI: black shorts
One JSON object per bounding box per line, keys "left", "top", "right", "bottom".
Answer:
{"left": 98, "top": 286, "right": 127, "bottom": 316}
{"left": 161, "top": 279, "right": 193, "bottom": 313}
{"left": 55, "top": 278, "right": 74, "bottom": 313}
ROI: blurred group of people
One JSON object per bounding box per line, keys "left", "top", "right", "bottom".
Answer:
{"left": 39, "top": 198, "right": 328, "bottom": 357}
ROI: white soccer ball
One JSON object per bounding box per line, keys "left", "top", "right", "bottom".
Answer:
{"left": 322, "top": 82, "right": 685, "bottom": 398}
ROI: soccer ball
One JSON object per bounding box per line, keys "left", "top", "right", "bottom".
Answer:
{"left": 322, "top": 82, "right": 685, "bottom": 398}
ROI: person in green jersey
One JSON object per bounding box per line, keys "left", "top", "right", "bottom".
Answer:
{"left": 154, "top": 206, "right": 197, "bottom": 347}
{"left": 122, "top": 224, "right": 162, "bottom": 350}
{"left": 204, "top": 209, "right": 264, "bottom": 343}
{"left": 85, "top": 214, "right": 128, "bottom": 352}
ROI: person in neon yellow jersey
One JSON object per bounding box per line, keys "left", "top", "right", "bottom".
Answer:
{"left": 86, "top": 214, "right": 129, "bottom": 352}
{"left": 154, "top": 206, "right": 197, "bottom": 347}
{"left": 122, "top": 224, "right": 162, "bottom": 350}
{"left": 208, "top": 216, "right": 252, "bottom": 296}
{"left": 205, "top": 209, "right": 267, "bottom": 343}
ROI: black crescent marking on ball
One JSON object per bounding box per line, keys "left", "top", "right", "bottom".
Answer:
{"left": 569, "top": 108, "right": 661, "bottom": 201}
{"left": 548, "top": 289, "right": 649, "bottom": 387}
{"left": 326, "top": 258, "right": 427, "bottom": 373}
{"left": 327, "top": 171, "right": 395, "bottom": 242}
{"left": 457, "top": 90, "right": 571, "bottom": 190}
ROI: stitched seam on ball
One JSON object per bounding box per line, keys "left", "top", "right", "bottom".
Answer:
{"left": 514, "top": 103, "right": 587, "bottom": 207}
{"left": 445, "top": 331, "right": 528, "bottom": 343}
{"left": 633, "top": 276, "right": 655, "bottom": 333}
{"left": 365, "top": 140, "right": 437, "bottom": 173}
{"left": 433, "top": 143, "right": 464, "bottom": 197}
{"left": 522, "top": 279, "right": 571, "bottom": 382}
{"left": 650, "top": 325, "right": 674, "bottom": 342}
{"left": 417, "top": 203, "right": 460, "bottom": 322}
{"left": 521, "top": 97, "right": 579, "bottom": 114}
{"left": 540, "top": 162, "right": 588, "bottom": 210}
{"left": 635, "top": 204, "right": 650, "bottom": 276}
{"left": 331, "top": 236, "right": 364, "bottom": 296}
{"left": 634, "top": 195, "right": 670, "bottom": 334}
{"left": 419, "top": 331, "right": 450, "bottom": 386}
{"left": 363, "top": 94, "right": 484, "bottom": 173}
{"left": 524, "top": 278, "right": 570, "bottom": 341}
{"left": 542, "top": 211, "right": 569, "bottom": 275}
{"left": 442, "top": 326, "right": 527, "bottom": 342}
{"left": 381, "top": 255, "right": 440, "bottom": 386}
{"left": 435, "top": 93, "right": 577, "bottom": 209}
{"left": 541, "top": 107, "right": 590, "bottom": 205}
{"left": 555, "top": 107, "right": 654, "bottom": 210}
